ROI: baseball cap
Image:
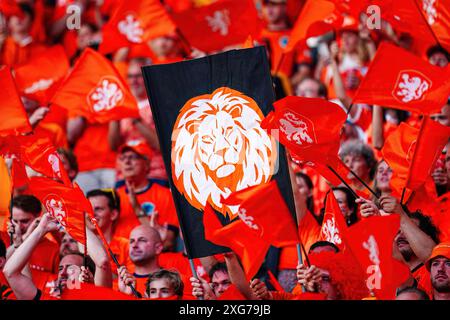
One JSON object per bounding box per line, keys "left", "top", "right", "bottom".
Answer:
{"left": 426, "top": 242, "right": 450, "bottom": 270}
{"left": 118, "top": 140, "right": 153, "bottom": 160}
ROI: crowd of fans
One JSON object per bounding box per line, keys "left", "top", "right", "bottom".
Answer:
{"left": 0, "top": 0, "right": 449, "bottom": 301}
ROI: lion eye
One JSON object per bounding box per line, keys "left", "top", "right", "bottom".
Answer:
{"left": 202, "top": 136, "right": 213, "bottom": 144}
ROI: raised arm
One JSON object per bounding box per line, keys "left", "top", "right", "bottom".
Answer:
{"left": 3, "top": 214, "right": 59, "bottom": 300}
{"left": 223, "top": 252, "right": 256, "bottom": 300}
{"left": 380, "top": 196, "right": 437, "bottom": 261}
{"left": 67, "top": 116, "right": 87, "bottom": 147}
{"left": 79, "top": 227, "right": 113, "bottom": 288}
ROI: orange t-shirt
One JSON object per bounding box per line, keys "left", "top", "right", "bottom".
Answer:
{"left": 29, "top": 237, "right": 60, "bottom": 291}
{"left": 109, "top": 235, "right": 133, "bottom": 274}
{"left": 72, "top": 121, "right": 117, "bottom": 172}
{"left": 114, "top": 180, "right": 179, "bottom": 239}
{"left": 259, "top": 29, "right": 296, "bottom": 77}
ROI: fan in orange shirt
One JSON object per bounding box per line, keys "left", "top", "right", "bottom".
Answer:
{"left": 109, "top": 56, "right": 168, "bottom": 182}
{"left": 0, "top": 3, "right": 47, "bottom": 67}
{"left": 116, "top": 225, "right": 191, "bottom": 299}
{"left": 85, "top": 189, "right": 133, "bottom": 274}
{"left": 6, "top": 195, "right": 59, "bottom": 293}
{"left": 114, "top": 140, "right": 179, "bottom": 251}
{"left": 259, "top": 0, "right": 303, "bottom": 78}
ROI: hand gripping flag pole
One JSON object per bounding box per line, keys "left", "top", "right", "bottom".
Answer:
{"left": 89, "top": 216, "right": 141, "bottom": 299}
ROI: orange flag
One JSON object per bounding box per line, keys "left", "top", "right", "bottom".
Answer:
{"left": 221, "top": 180, "right": 298, "bottom": 248}
{"left": 284, "top": 0, "right": 337, "bottom": 52}
{"left": 13, "top": 134, "right": 71, "bottom": 186}
{"left": 11, "top": 158, "right": 29, "bottom": 189}
{"left": 406, "top": 116, "right": 450, "bottom": 190}
{"left": 320, "top": 191, "right": 348, "bottom": 250}
{"left": 0, "top": 156, "right": 11, "bottom": 217}
{"left": 262, "top": 96, "right": 347, "bottom": 164}
{"left": 0, "top": 66, "right": 32, "bottom": 137}
{"left": 382, "top": 118, "right": 450, "bottom": 194}
{"left": 14, "top": 45, "right": 69, "bottom": 105}
{"left": 99, "top": 0, "right": 176, "bottom": 54}
{"left": 217, "top": 284, "right": 246, "bottom": 300}
{"left": 60, "top": 283, "right": 137, "bottom": 300}
{"left": 419, "top": 0, "right": 450, "bottom": 52}
{"left": 377, "top": 0, "right": 439, "bottom": 57}
{"left": 353, "top": 42, "right": 450, "bottom": 114}
{"left": 262, "top": 96, "right": 349, "bottom": 186}
{"left": 50, "top": 48, "right": 139, "bottom": 123}
{"left": 28, "top": 177, "right": 91, "bottom": 245}
{"left": 171, "top": 0, "right": 263, "bottom": 53}
{"left": 203, "top": 204, "right": 270, "bottom": 280}
{"left": 346, "top": 215, "right": 410, "bottom": 300}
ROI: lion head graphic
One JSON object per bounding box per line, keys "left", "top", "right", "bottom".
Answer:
{"left": 171, "top": 87, "right": 277, "bottom": 219}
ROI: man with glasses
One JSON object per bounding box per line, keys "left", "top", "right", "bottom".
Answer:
{"left": 114, "top": 140, "right": 179, "bottom": 251}
{"left": 108, "top": 57, "right": 167, "bottom": 181}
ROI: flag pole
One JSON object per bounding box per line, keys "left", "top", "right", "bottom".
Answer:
{"left": 326, "top": 165, "right": 359, "bottom": 199}
{"left": 9, "top": 193, "right": 13, "bottom": 246}
{"left": 89, "top": 216, "right": 141, "bottom": 298}
{"left": 176, "top": 28, "right": 192, "bottom": 56}
{"left": 347, "top": 168, "right": 379, "bottom": 199}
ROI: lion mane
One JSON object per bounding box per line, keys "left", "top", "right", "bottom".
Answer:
{"left": 171, "top": 87, "right": 277, "bottom": 219}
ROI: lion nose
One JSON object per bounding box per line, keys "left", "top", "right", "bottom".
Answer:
{"left": 214, "top": 135, "right": 229, "bottom": 153}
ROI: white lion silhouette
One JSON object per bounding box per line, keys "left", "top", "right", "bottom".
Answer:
{"left": 171, "top": 87, "right": 276, "bottom": 219}
{"left": 395, "top": 73, "right": 430, "bottom": 103}
{"left": 118, "top": 14, "right": 144, "bottom": 43}
{"left": 279, "top": 112, "right": 314, "bottom": 146}
{"left": 89, "top": 77, "right": 124, "bottom": 112}
{"left": 322, "top": 217, "right": 342, "bottom": 245}
{"left": 45, "top": 198, "right": 67, "bottom": 227}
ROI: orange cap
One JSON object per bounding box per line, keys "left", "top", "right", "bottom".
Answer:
{"left": 426, "top": 242, "right": 450, "bottom": 270}
{"left": 118, "top": 140, "right": 153, "bottom": 160}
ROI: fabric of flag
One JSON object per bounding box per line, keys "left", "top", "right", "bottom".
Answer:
{"left": 11, "top": 158, "right": 29, "bottom": 189}
{"left": 352, "top": 42, "right": 450, "bottom": 114}
{"left": 13, "top": 134, "right": 71, "bottom": 186}
{"left": 346, "top": 215, "right": 411, "bottom": 300}
{"left": 376, "top": 0, "right": 439, "bottom": 57}
{"left": 203, "top": 203, "right": 270, "bottom": 280}
{"left": 0, "top": 66, "right": 32, "bottom": 137}
{"left": 98, "top": 0, "right": 176, "bottom": 54}
{"left": 382, "top": 118, "right": 450, "bottom": 194}
{"left": 142, "top": 46, "right": 296, "bottom": 258}
{"left": 28, "top": 177, "right": 91, "bottom": 245}
{"left": 60, "top": 283, "right": 137, "bottom": 300}
{"left": 14, "top": 46, "right": 69, "bottom": 105}
{"left": 284, "top": 0, "right": 337, "bottom": 52}
{"left": 50, "top": 48, "right": 139, "bottom": 123}
{"left": 221, "top": 180, "right": 299, "bottom": 248}
{"left": 418, "top": 0, "right": 450, "bottom": 52}
{"left": 320, "top": 191, "right": 348, "bottom": 250}
{"left": 0, "top": 156, "right": 11, "bottom": 217}
{"left": 171, "top": 0, "right": 263, "bottom": 53}
{"left": 262, "top": 96, "right": 347, "bottom": 164}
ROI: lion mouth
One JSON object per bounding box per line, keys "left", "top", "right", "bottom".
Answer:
{"left": 216, "top": 164, "right": 236, "bottom": 178}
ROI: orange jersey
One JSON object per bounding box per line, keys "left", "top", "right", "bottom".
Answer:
{"left": 29, "top": 237, "right": 60, "bottom": 291}
{"left": 259, "top": 29, "right": 296, "bottom": 77}
{"left": 72, "top": 121, "right": 117, "bottom": 172}
{"left": 109, "top": 235, "right": 133, "bottom": 273}
{"left": 114, "top": 180, "right": 179, "bottom": 239}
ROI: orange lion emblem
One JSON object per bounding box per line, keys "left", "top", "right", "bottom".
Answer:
{"left": 171, "top": 87, "right": 277, "bottom": 219}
